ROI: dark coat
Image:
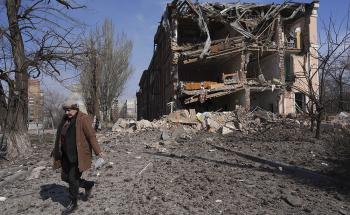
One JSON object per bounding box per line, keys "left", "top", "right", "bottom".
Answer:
{"left": 52, "top": 111, "right": 102, "bottom": 172}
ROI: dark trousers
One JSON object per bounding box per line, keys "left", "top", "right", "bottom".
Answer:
{"left": 61, "top": 154, "right": 94, "bottom": 200}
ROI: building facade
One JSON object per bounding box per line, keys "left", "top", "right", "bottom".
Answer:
{"left": 137, "top": 0, "right": 319, "bottom": 120}
{"left": 28, "top": 79, "right": 44, "bottom": 124}
{"left": 116, "top": 99, "right": 137, "bottom": 119}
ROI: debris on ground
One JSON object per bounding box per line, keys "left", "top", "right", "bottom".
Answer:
{"left": 111, "top": 106, "right": 309, "bottom": 135}
{"left": 1, "top": 115, "right": 350, "bottom": 214}
{"left": 282, "top": 193, "right": 303, "bottom": 207}
{"left": 26, "top": 166, "right": 46, "bottom": 180}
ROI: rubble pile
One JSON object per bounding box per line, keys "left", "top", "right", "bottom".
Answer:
{"left": 111, "top": 117, "right": 171, "bottom": 133}
{"left": 111, "top": 106, "right": 294, "bottom": 135}
{"left": 204, "top": 107, "right": 279, "bottom": 134}
{"left": 328, "top": 112, "right": 350, "bottom": 134}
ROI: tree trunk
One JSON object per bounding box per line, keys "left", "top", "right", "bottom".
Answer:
{"left": 5, "top": 0, "right": 32, "bottom": 159}
{"left": 51, "top": 117, "right": 55, "bottom": 130}
{"left": 5, "top": 131, "right": 31, "bottom": 159}
{"left": 315, "top": 112, "right": 322, "bottom": 139}
{"left": 339, "top": 78, "right": 344, "bottom": 111}
{"left": 310, "top": 117, "right": 315, "bottom": 132}
{"left": 308, "top": 102, "right": 315, "bottom": 132}
{"left": 315, "top": 105, "right": 323, "bottom": 139}
{"left": 49, "top": 111, "right": 55, "bottom": 129}
{"left": 0, "top": 82, "right": 7, "bottom": 131}
{"left": 91, "top": 56, "right": 101, "bottom": 123}
{"left": 102, "top": 106, "right": 108, "bottom": 123}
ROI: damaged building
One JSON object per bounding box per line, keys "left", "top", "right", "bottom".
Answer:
{"left": 137, "top": 0, "right": 320, "bottom": 120}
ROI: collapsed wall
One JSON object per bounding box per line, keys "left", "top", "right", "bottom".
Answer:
{"left": 137, "top": 0, "right": 319, "bottom": 120}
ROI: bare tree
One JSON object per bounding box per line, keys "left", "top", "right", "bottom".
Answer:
{"left": 80, "top": 19, "right": 133, "bottom": 124}
{"left": 328, "top": 52, "right": 350, "bottom": 112}
{"left": 0, "top": 0, "right": 84, "bottom": 159}
{"left": 80, "top": 35, "right": 101, "bottom": 123}
{"left": 323, "top": 6, "right": 350, "bottom": 112}
{"left": 293, "top": 15, "right": 350, "bottom": 139}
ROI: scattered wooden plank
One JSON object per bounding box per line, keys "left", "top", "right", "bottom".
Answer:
{"left": 138, "top": 162, "right": 152, "bottom": 175}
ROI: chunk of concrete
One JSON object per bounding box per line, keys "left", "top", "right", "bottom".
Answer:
{"left": 168, "top": 110, "right": 197, "bottom": 124}
{"left": 136, "top": 119, "right": 153, "bottom": 130}
{"left": 206, "top": 118, "right": 221, "bottom": 131}
{"left": 116, "top": 118, "right": 128, "bottom": 129}
{"left": 161, "top": 131, "right": 170, "bottom": 141}
{"left": 189, "top": 109, "right": 197, "bottom": 120}
{"left": 221, "top": 126, "right": 234, "bottom": 135}
{"left": 282, "top": 194, "right": 303, "bottom": 207}
{"left": 26, "top": 166, "right": 46, "bottom": 180}
{"left": 225, "top": 122, "right": 238, "bottom": 130}
{"left": 339, "top": 112, "right": 349, "bottom": 119}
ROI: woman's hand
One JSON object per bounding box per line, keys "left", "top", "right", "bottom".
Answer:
{"left": 98, "top": 152, "right": 108, "bottom": 161}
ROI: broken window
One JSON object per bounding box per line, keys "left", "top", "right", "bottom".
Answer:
{"left": 208, "top": 21, "right": 234, "bottom": 40}
{"left": 295, "top": 92, "right": 306, "bottom": 112}
{"left": 284, "top": 19, "right": 305, "bottom": 50}
{"left": 186, "top": 89, "right": 247, "bottom": 112}
{"left": 246, "top": 52, "right": 280, "bottom": 82}
{"left": 284, "top": 54, "right": 293, "bottom": 82}
{"left": 178, "top": 54, "right": 241, "bottom": 82}
{"left": 250, "top": 90, "right": 280, "bottom": 113}
{"left": 177, "top": 18, "right": 207, "bottom": 45}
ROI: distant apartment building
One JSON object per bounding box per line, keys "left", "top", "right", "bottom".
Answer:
{"left": 116, "top": 99, "right": 137, "bottom": 119}
{"left": 28, "top": 79, "right": 44, "bottom": 123}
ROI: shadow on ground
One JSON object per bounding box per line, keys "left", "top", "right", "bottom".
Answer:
{"left": 40, "top": 184, "right": 70, "bottom": 207}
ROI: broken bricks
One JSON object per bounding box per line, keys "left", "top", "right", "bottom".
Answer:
{"left": 111, "top": 105, "right": 286, "bottom": 136}
{"left": 168, "top": 109, "right": 198, "bottom": 125}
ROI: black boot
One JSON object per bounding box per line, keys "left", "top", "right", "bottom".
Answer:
{"left": 62, "top": 198, "right": 77, "bottom": 215}
{"left": 82, "top": 181, "right": 95, "bottom": 201}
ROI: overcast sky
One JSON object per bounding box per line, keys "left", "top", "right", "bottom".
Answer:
{"left": 44, "top": 0, "right": 349, "bottom": 100}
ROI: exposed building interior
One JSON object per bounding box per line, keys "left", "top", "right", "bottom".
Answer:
{"left": 137, "top": 0, "right": 319, "bottom": 120}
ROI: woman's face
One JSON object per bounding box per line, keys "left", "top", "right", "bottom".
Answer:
{"left": 65, "top": 108, "right": 78, "bottom": 118}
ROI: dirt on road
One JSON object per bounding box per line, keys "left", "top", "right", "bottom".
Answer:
{"left": 1, "top": 122, "right": 350, "bottom": 215}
